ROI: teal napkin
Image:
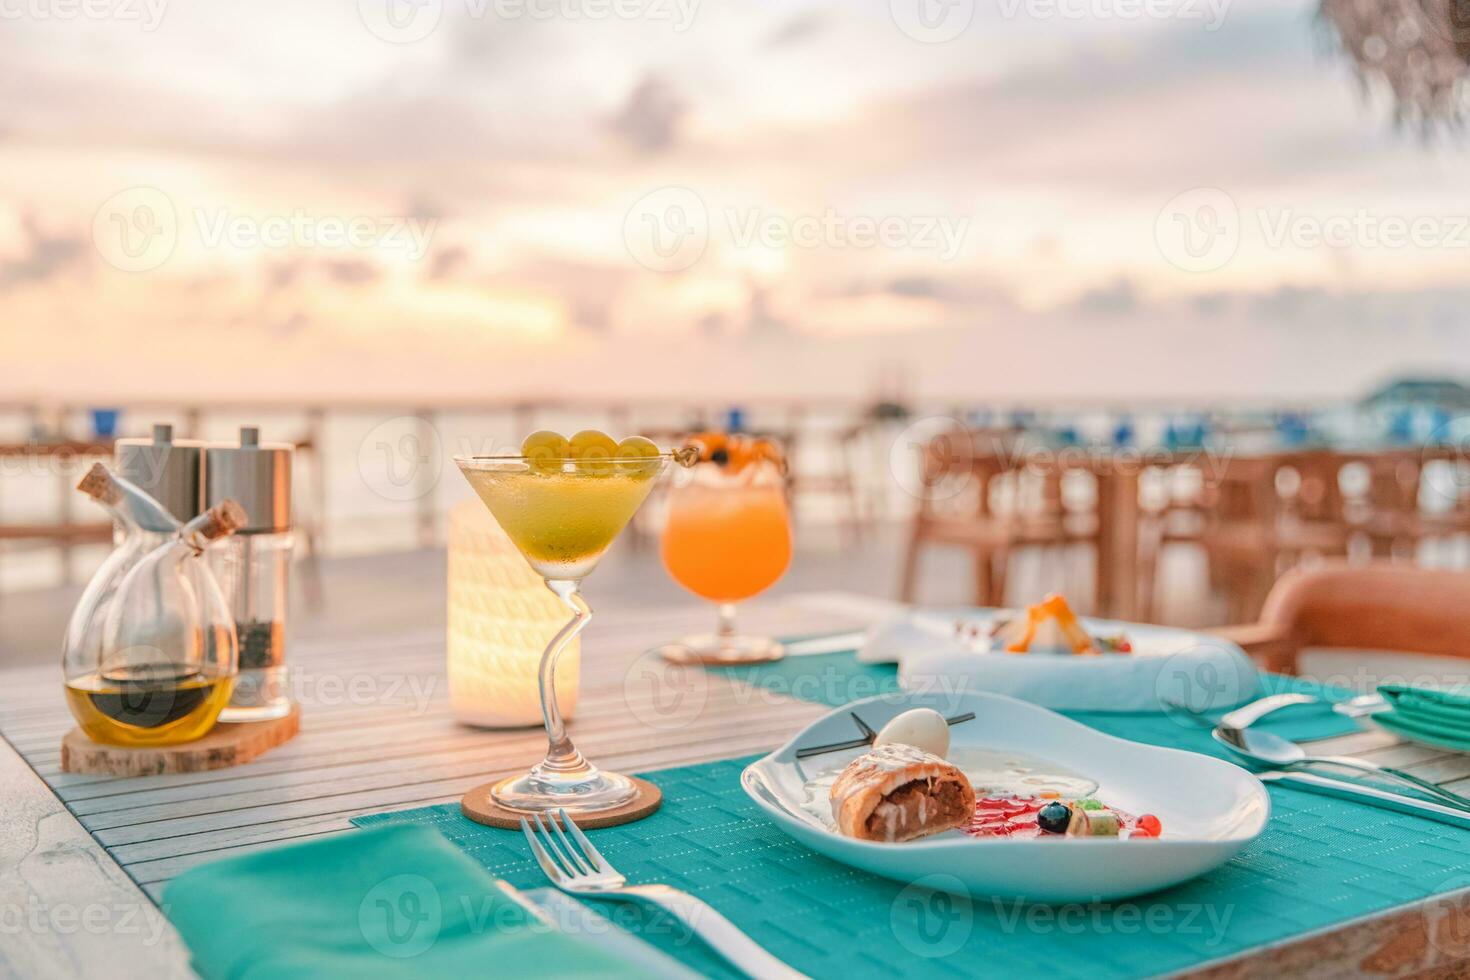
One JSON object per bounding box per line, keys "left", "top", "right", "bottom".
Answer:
{"left": 1375, "top": 684, "right": 1470, "bottom": 751}
{"left": 164, "top": 824, "right": 642, "bottom": 980}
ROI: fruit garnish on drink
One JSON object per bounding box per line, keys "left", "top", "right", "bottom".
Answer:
{"left": 683, "top": 432, "right": 785, "bottom": 473}
{"left": 976, "top": 593, "right": 1132, "bottom": 655}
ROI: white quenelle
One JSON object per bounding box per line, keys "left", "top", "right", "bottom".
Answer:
{"left": 873, "top": 707, "right": 950, "bottom": 759}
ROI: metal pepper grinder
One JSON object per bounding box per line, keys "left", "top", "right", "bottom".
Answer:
{"left": 115, "top": 423, "right": 204, "bottom": 533}
{"left": 206, "top": 426, "right": 295, "bottom": 722}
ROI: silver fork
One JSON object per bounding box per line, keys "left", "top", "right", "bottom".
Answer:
{"left": 520, "top": 810, "right": 808, "bottom": 980}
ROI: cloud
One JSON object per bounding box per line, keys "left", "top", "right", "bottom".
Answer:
{"left": 884, "top": 276, "right": 943, "bottom": 298}
{"left": 426, "top": 245, "right": 469, "bottom": 282}
{"left": 323, "top": 258, "right": 380, "bottom": 286}
{"left": 763, "top": 11, "right": 827, "bottom": 48}
{"left": 609, "top": 75, "right": 686, "bottom": 154}
{"left": 1070, "top": 278, "right": 1139, "bottom": 316}
{"left": 0, "top": 215, "right": 86, "bottom": 290}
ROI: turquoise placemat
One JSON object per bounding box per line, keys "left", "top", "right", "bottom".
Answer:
{"left": 353, "top": 658, "right": 1469, "bottom": 979}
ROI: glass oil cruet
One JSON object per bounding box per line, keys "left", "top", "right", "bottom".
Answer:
{"left": 64, "top": 485, "right": 248, "bottom": 747}
{"left": 63, "top": 464, "right": 182, "bottom": 683}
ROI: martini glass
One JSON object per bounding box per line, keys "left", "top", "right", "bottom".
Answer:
{"left": 455, "top": 448, "right": 687, "bottom": 815}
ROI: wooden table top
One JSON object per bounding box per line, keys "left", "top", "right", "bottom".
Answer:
{"left": 2, "top": 591, "right": 1467, "bottom": 979}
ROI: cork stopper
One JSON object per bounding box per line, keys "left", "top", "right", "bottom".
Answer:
{"left": 193, "top": 499, "right": 248, "bottom": 542}
{"left": 76, "top": 463, "right": 122, "bottom": 505}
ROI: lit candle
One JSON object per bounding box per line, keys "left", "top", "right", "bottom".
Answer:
{"left": 447, "top": 499, "right": 579, "bottom": 727}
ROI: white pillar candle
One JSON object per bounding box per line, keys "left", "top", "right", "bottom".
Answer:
{"left": 447, "top": 499, "right": 579, "bottom": 727}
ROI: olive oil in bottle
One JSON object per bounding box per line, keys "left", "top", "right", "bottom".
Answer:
{"left": 64, "top": 664, "right": 234, "bottom": 747}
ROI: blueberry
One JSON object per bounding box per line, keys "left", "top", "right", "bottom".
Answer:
{"left": 1037, "top": 801, "right": 1071, "bottom": 834}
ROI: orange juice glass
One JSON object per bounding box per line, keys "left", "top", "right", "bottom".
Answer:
{"left": 657, "top": 455, "right": 792, "bottom": 664}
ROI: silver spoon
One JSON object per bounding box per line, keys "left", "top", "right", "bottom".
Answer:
{"left": 1212, "top": 725, "right": 1470, "bottom": 812}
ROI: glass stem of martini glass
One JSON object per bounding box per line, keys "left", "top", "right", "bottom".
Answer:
{"left": 536, "top": 578, "right": 594, "bottom": 779}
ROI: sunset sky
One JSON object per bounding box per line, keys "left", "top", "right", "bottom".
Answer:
{"left": 4, "top": 0, "right": 1470, "bottom": 405}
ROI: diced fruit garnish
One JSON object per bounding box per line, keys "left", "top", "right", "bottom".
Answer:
{"left": 684, "top": 432, "right": 785, "bottom": 472}
{"left": 1036, "top": 801, "right": 1071, "bottom": 834}
{"left": 1136, "top": 814, "right": 1162, "bottom": 836}
{"left": 751, "top": 439, "right": 785, "bottom": 467}
{"left": 1066, "top": 808, "right": 1121, "bottom": 837}
{"left": 1076, "top": 797, "right": 1104, "bottom": 811}
{"left": 522, "top": 430, "right": 570, "bottom": 471}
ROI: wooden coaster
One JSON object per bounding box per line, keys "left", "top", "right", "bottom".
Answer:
{"left": 61, "top": 705, "right": 300, "bottom": 776}
{"left": 656, "top": 640, "right": 785, "bottom": 666}
{"left": 461, "top": 775, "right": 662, "bottom": 829}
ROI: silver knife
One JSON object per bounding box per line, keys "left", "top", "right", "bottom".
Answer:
{"left": 781, "top": 631, "right": 867, "bottom": 657}
{"left": 1261, "top": 771, "right": 1470, "bottom": 830}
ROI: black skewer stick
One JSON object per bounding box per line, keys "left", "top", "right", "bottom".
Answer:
{"left": 794, "top": 711, "right": 977, "bottom": 759}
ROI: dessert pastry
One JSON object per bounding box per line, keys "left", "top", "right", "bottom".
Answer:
{"left": 830, "top": 744, "right": 977, "bottom": 842}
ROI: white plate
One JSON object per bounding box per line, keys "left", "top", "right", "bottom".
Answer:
{"left": 741, "top": 690, "right": 1270, "bottom": 902}
{"left": 859, "top": 609, "right": 1260, "bottom": 713}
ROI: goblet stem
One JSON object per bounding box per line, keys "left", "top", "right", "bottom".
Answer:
{"left": 538, "top": 579, "right": 591, "bottom": 776}
{"left": 717, "top": 602, "right": 737, "bottom": 641}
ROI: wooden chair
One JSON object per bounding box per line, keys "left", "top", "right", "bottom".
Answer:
{"left": 779, "top": 422, "right": 872, "bottom": 545}
{"left": 1198, "top": 453, "right": 1355, "bottom": 622}
{"left": 899, "top": 427, "right": 1096, "bottom": 607}
{"left": 1213, "top": 560, "right": 1470, "bottom": 675}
